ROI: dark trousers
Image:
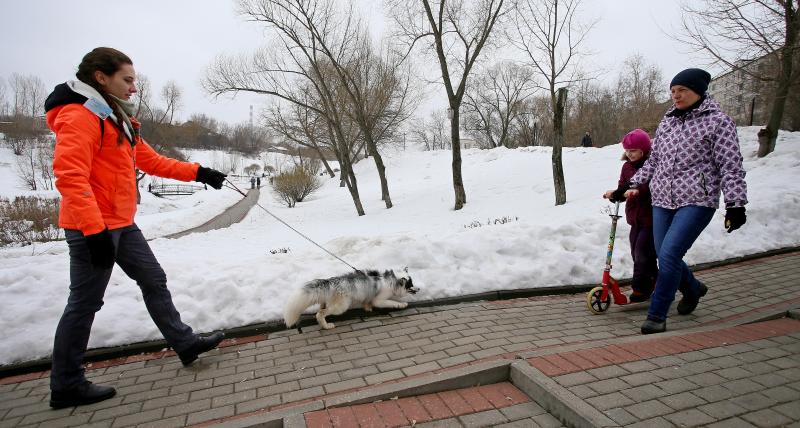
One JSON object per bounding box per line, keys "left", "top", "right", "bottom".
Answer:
{"left": 629, "top": 224, "right": 657, "bottom": 296}
{"left": 649, "top": 206, "right": 715, "bottom": 321}
{"left": 51, "top": 224, "right": 196, "bottom": 391}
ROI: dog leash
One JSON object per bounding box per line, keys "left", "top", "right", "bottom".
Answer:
{"left": 223, "top": 178, "right": 360, "bottom": 272}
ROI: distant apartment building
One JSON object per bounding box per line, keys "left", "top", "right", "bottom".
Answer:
{"left": 708, "top": 53, "right": 799, "bottom": 131}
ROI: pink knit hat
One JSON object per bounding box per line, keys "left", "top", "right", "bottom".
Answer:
{"left": 622, "top": 129, "right": 651, "bottom": 153}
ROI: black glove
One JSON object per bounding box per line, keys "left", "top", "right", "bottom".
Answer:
{"left": 609, "top": 185, "right": 628, "bottom": 202}
{"left": 85, "top": 229, "right": 115, "bottom": 269}
{"left": 725, "top": 206, "right": 746, "bottom": 233}
{"left": 196, "top": 166, "right": 227, "bottom": 190}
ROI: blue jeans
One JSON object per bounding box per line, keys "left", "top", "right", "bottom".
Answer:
{"left": 51, "top": 224, "right": 197, "bottom": 391}
{"left": 648, "top": 206, "right": 715, "bottom": 321}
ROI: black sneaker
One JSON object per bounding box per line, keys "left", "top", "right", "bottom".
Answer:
{"left": 677, "top": 281, "right": 708, "bottom": 315}
{"left": 641, "top": 317, "right": 666, "bottom": 334}
{"left": 177, "top": 332, "right": 225, "bottom": 366}
{"left": 50, "top": 381, "right": 116, "bottom": 409}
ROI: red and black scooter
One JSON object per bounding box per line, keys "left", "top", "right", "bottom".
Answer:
{"left": 586, "top": 201, "right": 631, "bottom": 314}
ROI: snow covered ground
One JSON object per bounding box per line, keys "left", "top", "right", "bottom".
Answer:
{"left": 0, "top": 127, "right": 798, "bottom": 365}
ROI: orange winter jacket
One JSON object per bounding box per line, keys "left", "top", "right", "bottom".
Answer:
{"left": 45, "top": 81, "right": 200, "bottom": 236}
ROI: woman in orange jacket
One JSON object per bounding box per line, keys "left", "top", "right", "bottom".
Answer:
{"left": 45, "top": 47, "right": 228, "bottom": 409}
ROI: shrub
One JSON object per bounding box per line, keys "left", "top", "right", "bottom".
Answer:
{"left": 272, "top": 166, "right": 323, "bottom": 207}
{"left": 0, "top": 196, "right": 62, "bottom": 246}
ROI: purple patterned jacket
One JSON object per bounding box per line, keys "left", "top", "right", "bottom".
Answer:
{"left": 630, "top": 97, "right": 748, "bottom": 210}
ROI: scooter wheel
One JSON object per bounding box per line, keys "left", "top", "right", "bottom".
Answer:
{"left": 587, "top": 286, "right": 611, "bottom": 314}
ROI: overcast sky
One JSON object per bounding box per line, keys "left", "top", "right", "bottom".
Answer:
{"left": 1, "top": 1, "right": 707, "bottom": 125}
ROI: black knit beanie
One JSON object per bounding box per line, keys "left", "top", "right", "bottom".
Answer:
{"left": 670, "top": 68, "right": 711, "bottom": 95}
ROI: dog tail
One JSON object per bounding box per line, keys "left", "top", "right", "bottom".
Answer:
{"left": 283, "top": 287, "right": 316, "bottom": 328}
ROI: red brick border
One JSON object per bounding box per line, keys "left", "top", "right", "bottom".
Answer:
{"left": 527, "top": 317, "right": 800, "bottom": 377}
{"left": 304, "top": 382, "right": 530, "bottom": 428}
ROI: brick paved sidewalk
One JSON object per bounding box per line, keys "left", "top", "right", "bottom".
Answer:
{"left": 1, "top": 251, "right": 798, "bottom": 427}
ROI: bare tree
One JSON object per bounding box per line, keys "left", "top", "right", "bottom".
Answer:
{"left": 158, "top": 80, "right": 183, "bottom": 125}
{"left": 204, "top": 0, "right": 390, "bottom": 216}
{"left": 411, "top": 110, "right": 451, "bottom": 151}
{"left": 14, "top": 140, "right": 37, "bottom": 190}
{"left": 36, "top": 136, "right": 55, "bottom": 190}
{"left": 9, "top": 73, "right": 47, "bottom": 118}
{"left": 510, "top": 0, "right": 596, "bottom": 205}
{"left": 0, "top": 77, "right": 8, "bottom": 117}
{"left": 133, "top": 74, "right": 155, "bottom": 122}
{"left": 388, "top": 0, "right": 510, "bottom": 210}
{"left": 678, "top": 0, "right": 799, "bottom": 157}
{"left": 264, "top": 96, "right": 341, "bottom": 178}
{"left": 463, "top": 61, "right": 537, "bottom": 148}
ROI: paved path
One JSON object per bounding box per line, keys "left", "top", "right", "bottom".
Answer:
{"left": 165, "top": 187, "right": 259, "bottom": 239}
{"left": 1, "top": 250, "right": 798, "bottom": 427}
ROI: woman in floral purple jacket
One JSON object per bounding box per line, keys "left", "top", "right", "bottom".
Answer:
{"left": 625, "top": 68, "right": 748, "bottom": 334}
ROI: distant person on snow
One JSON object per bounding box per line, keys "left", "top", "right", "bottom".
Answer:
{"left": 581, "top": 131, "right": 593, "bottom": 147}
{"left": 45, "top": 47, "right": 228, "bottom": 409}
{"left": 624, "top": 68, "right": 748, "bottom": 335}
{"left": 604, "top": 129, "right": 657, "bottom": 303}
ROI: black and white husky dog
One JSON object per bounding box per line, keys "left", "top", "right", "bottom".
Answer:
{"left": 283, "top": 269, "right": 419, "bottom": 330}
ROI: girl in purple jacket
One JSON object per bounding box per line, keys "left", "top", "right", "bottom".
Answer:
{"left": 625, "top": 68, "right": 748, "bottom": 334}
{"left": 604, "top": 129, "right": 656, "bottom": 303}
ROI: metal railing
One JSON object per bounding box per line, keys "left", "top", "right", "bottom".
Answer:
{"left": 148, "top": 184, "right": 206, "bottom": 197}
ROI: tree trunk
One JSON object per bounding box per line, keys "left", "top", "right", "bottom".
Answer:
{"left": 365, "top": 138, "right": 393, "bottom": 208}
{"left": 313, "top": 146, "right": 336, "bottom": 178}
{"left": 758, "top": 2, "right": 797, "bottom": 157}
{"left": 552, "top": 87, "right": 568, "bottom": 206}
{"left": 337, "top": 140, "right": 365, "bottom": 216}
{"left": 450, "top": 108, "right": 466, "bottom": 210}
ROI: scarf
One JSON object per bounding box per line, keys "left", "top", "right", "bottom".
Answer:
{"left": 109, "top": 94, "right": 139, "bottom": 142}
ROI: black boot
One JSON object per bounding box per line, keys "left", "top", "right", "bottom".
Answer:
{"left": 641, "top": 317, "right": 666, "bottom": 335}
{"left": 677, "top": 281, "right": 707, "bottom": 315}
{"left": 50, "top": 381, "right": 116, "bottom": 409}
{"left": 177, "top": 332, "right": 225, "bottom": 366}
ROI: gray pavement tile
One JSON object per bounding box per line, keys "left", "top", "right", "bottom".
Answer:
{"left": 568, "top": 384, "right": 598, "bottom": 399}
{"left": 626, "top": 399, "right": 675, "bottom": 420}
{"left": 658, "top": 391, "right": 707, "bottom": 411}
{"left": 716, "top": 366, "right": 756, "bottom": 380}
{"left": 212, "top": 388, "right": 257, "bottom": 407}
{"left": 774, "top": 401, "right": 800, "bottom": 419}
{"left": 136, "top": 415, "right": 186, "bottom": 428}
{"left": 731, "top": 391, "right": 779, "bottom": 411}
{"left": 626, "top": 416, "right": 675, "bottom": 428}
{"left": 161, "top": 397, "right": 210, "bottom": 418}
{"left": 723, "top": 378, "right": 768, "bottom": 395}
{"left": 553, "top": 371, "right": 597, "bottom": 387}
{"left": 619, "top": 360, "right": 660, "bottom": 373}
{"left": 459, "top": 409, "right": 508, "bottom": 427}
{"left": 529, "top": 412, "right": 564, "bottom": 428}
{"left": 234, "top": 394, "right": 281, "bottom": 414}
{"left": 686, "top": 371, "right": 728, "bottom": 387}
{"left": 585, "top": 365, "right": 628, "bottom": 380}
{"left": 605, "top": 407, "right": 638, "bottom": 425}
{"left": 621, "top": 384, "right": 665, "bottom": 402}
{"left": 695, "top": 384, "right": 737, "bottom": 402}
{"left": 588, "top": 378, "right": 629, "bottom": 395}
{"left": 654, "top": 378, "right": 697, "bottom": 395}
{"left": 140, "top": 392, "right": 189, "bottom": 411}
{"left": 699, "top": 399, "right": 749, "bottom": 419}
{"left": 705, "top": 417, "right": 759, "bottom": 428}
{"left": 664, "top": 408, "right": 719, "bottom": 427}
{"left": 499, "top": 402, "right": 546, "bottom": 421}
{"left": 185, "top": 405, "right": 235, "bottom": 426}
{"left": 88, "top": 402, "right": 144, "bottom": 423}
{"left": 741, "top": 408, "right": 794, "bottom": 428}
{"left": 584, "top": 392, "right": 635, "bottom": 411}
{"left": 110, "top": 408, "right": 164, "bottom": 428}
{"left": 760, "top": 385, "right": 800, "bottom": 403}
